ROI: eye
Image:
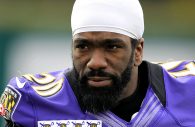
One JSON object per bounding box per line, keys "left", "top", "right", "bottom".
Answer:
{"left": 106, "top": 44, "right": 122, "bottom": 50}
{"left": 75, "top": 44, "right": 88, "bottom": 49}
{"left": 75, "top": 43, "right": 90, "bottom": 52}
{"left": 74, "top": 39, "right": 91, "bottom": 52}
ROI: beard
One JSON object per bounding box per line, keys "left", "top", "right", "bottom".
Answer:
{"left": 72, "top": 55, "right": 134, "bottom": 114}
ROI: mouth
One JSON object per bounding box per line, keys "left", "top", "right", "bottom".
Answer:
{"left": 87, "top": 76, "right": 112, "bottom": 87}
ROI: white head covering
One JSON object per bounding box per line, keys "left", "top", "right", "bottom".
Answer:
{"left": 71, "top": 0, "right": 144, "bottom": 39}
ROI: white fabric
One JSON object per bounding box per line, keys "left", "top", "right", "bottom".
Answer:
{"left": 71, "top": 0, "right": 144, "bottom": 39}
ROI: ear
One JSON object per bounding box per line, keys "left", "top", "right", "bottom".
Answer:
{"left": 134, "top": 38, "right": 144, "bottom": 66}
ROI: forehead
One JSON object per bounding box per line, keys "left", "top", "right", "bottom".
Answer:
{"left": 73, "top": 32, "right": 131, "bottom": 42}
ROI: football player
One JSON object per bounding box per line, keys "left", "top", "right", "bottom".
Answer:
{"left": 1, "top": 0, "right": 195, "bottom": 126}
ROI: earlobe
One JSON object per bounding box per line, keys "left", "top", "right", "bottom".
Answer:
{"left": 134, "top": 38, "right": 144, "bottom": 66}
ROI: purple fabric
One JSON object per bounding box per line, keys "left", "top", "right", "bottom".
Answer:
{"left": 1, "top": 60, "right": 195, "bottom": 127}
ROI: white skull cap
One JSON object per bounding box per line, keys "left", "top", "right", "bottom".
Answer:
{"left": 71, "top": 0, "right": 144, "bottom": 39}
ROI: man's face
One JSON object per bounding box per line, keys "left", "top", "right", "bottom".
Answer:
{"left": 72, "top": 32, "right": 135, "bottom": 113}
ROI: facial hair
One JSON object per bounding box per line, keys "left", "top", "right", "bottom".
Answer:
{"left": 73, "top": 54, "right": 134, "bottom": 114}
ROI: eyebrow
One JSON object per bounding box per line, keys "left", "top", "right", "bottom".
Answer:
{"left": 73, "top": 38, "right": 90, "bottom": 44}
{"left": 73, "top": 38, "right": 125, "bottom": 45}
{"left": 102, "top": 38, "right": 125, "bottom": 44}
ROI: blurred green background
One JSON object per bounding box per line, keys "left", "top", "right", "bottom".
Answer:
{"left": 0, "top": 0, "right": 195, "bottom": 126}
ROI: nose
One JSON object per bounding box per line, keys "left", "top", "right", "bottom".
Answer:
{"left": 87, "top": 50, "right": 108, "bottom": 70}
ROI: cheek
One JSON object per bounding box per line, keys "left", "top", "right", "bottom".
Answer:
{"left": 108, "top": 51, "right": 132, "bottom": 74}
{"left": 73, "top": 54, "right": 82, "bottom": 69}
{"left": 72, "top": 52, "right": 89, "bottom": 75}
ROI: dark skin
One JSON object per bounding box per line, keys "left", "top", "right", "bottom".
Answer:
{"left": 72, "top": 31, "right": 144, "bottom": 101}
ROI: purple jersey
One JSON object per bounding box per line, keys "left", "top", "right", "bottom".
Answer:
{"left": 0, "top": 60, "right": 195, "bottom": 127}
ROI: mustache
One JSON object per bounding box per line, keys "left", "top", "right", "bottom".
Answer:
{"left": 83, "top": 69, "right": 115, "bottom": 78}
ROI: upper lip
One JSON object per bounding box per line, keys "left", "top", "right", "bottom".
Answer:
{"left": 87, "top": 76, "right": 111, "bottom": 81}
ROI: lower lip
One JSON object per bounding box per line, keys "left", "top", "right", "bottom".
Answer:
{"left": 88, "top": 80, "right": 112, "bottom": 87}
